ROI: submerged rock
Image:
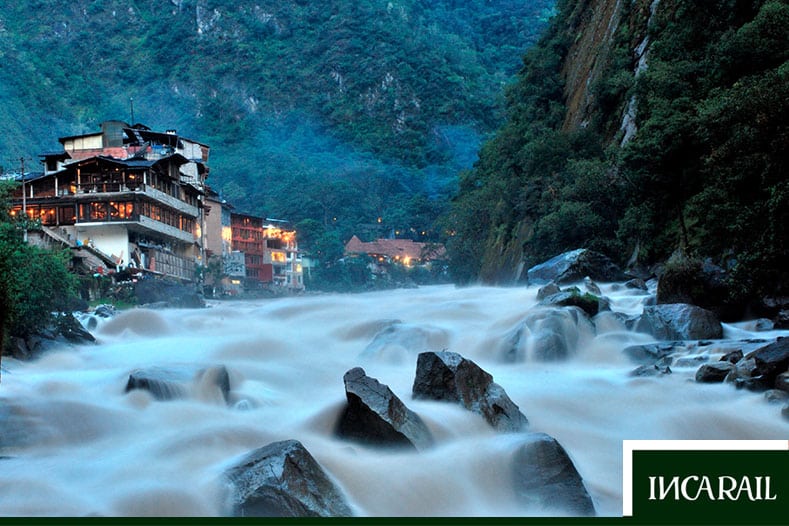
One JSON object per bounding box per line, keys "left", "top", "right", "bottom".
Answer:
{"left": 412, "top": 351, "right": 528, "bottom": 432}
{"left": 635, "top": 304, "right": 722, "bottom": 340}
{"left": 335, "top": 367, "right": 434, "bottom": 451}
{"left": 361, "top": 321, "right": 449, "bottom": 362}
{"left": 223, "top": 439, "right": 353, "bottom": 517}
{"left": 511, "top": 433, "right": 595, "bottom": 516}
{"left": 500, "top": 307, "right": 595, "bottom": 363}
{"left": 526, "top": 249, "right": 625, "bottom": 285}
{"left": 623, "top": 343, "right": 683, "bottom": 365}
{"left": 125, "top": 364, "right": 231, "bottom": 403}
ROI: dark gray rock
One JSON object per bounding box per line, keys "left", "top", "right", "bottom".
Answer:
{"left": 624, "top": 278, "right": 648, "bottom": 291}
{"left": 695, "top": 362, "right": 736, "bottom": 383}
{"left": 583, "top": 277, "right": 602, "bottom": 296}
{"left": 536, "top": 282, "right": 561, "bottom": 300}
{"left": 635, "top": 304, "right": 723, "bottom": 340}
{"left": 744, "top": 338, "right": 789, "bottom": 389}
{"left": 526, "top": 249, "right": 625, "bottom": 286}
{"left": 623, "top": 343, "right": 683, "bottom": 365}
{"left": 412, "top": 351, "right": 528, "bottom": 432}
{"left": 539, "top": 291, "right": 605, "bottom": 317}
{"left": 125, "top": 364, "right": 231, "bottom": 403}
{"left": 630, "top": 364, "right": 672, "bottom": 377}
{"left": 782, "top": 404, "right": 789, "bottom": 421}
{"left": 673, "top": 354, "right": 709, "bottom": 367}
{"left": 55, "top": 313, "right": 96, "bottom": 343}
{"left": 776, "top": 372, "right": 789, "bottom": 393}
{"left": 720, "top": 349, "right": 744, "bottom": 364}
{"left": 724, "top": 358, "right": 772, "bottom": 391}
{"left": 335, "top": 367, "right": 434, "bottom": 451}
{"left": 764, "top": 389, "right": 789, "bottom": 404}
{"left": 224, "top": 439, "right": 353, "bottom": 517}
{"left": 94, "top": 304, "right": 117, "bottom": 318}
{"left": 511, "top": 433, "right": 595, "bottom": 516}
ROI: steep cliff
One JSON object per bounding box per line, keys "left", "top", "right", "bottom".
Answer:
{"left": 448, "top": 0, "right": 788, "bottom": 307}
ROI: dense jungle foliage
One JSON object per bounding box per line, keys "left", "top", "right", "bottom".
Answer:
{"left": 0, "top": 0, "right": 554, "bottom": 256}
{"left": 0, "top": 182, "right": 78, "bottom": 362}
{"left": 447, "top": 0, "right": 788, "bottom": 305}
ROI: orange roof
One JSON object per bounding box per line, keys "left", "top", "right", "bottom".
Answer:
{"left": 344, "top": 236, "right": 446, "bottom": 260}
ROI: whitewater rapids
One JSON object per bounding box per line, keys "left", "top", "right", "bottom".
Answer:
{"left": 0, "top": 283, "right": 787, "bottom": 516}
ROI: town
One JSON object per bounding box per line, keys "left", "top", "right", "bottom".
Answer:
{"left": 3, "top": 120, "right": 447, "bottom": 301}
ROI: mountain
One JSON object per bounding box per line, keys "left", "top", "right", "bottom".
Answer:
{"left": 0, "top": 0, "right": 554, "bottom": 245}
{"left": 447, "top": 0, "right": 788, "bottom": 311}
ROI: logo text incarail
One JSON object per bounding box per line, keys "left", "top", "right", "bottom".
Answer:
{"left": 648, "top": 476, "right": 777, "bottom": 502}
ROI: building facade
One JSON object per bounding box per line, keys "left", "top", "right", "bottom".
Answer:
{"left": 229, "top": 213, "right": 304, "bottom": 290}
{"left": 10, "top": 121, "right": 208, "bottom": 282}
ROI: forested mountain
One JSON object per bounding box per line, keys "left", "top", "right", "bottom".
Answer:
{"left": 0, "top": 0, "right": 553, "bottom": 251}
{"left": 447, "top": 0, "right": 788, "bottom": 311}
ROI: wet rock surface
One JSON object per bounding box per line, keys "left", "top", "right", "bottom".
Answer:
{"left": 223, "top": 439, "right": 353, "bottom": 517}
{"left": 412, "top": 351, "right": 528, "bottom": 432}
{"left": 526, "top": 249, "right": 626, "bottom": 285}
{"left": 511, "top": 433, "right": 596, "bottom": 516}
{"left": 335, "top": 367, "right": 434, "bottom": 451}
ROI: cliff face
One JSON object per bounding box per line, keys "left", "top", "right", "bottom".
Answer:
{"left": 477, "top": 0, "right": 654, "bottom": 284}
{"left": 560, "top": 0, "right": 659, "bottom": 139}
{"left": 455, "top": 0, "right": 788, "bottom": 301}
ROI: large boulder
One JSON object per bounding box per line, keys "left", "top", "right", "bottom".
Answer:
{"left": 526, "top": 249, "right": 625, "bottom": 285}
{"left": 223, "top": 439, "right": 353, "bottom": 517}
{"left": 511, "top": 433, "right": 595, "bottom": 516}
{"left": 657, "top": 257, "right": 736, "bottom": 319}
{"left": 335, "top": 367, "right": 434, "bottom": 451}
{"left": 412, "top": 351, "right": 528, "bottom": 432}
{"left": 125, "top": 364, "right": 231, "bottom": 403}
{"left": 635, "top": 304, "right": 722, "bottom": 340}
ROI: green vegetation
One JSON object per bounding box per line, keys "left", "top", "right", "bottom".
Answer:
{"left": 0, "top": 182, "right": 79, "bottom": 370}
{"left": 0, "top": 0, "right": 553, "bottom": 258}
{"left": 448, "top": 0, "right": 789, "bottom": 305}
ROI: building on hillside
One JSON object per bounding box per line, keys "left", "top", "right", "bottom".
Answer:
{"left": 8, "top": 121, "right": 208, "bottom": 283}
{"left": 344, "top": 235, "right": 446, "bottom": 272}
{"left": 230, "top": 213, "right": 304, "bottom": 290}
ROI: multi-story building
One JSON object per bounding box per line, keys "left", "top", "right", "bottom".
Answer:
{"left": 9, "top": 121, "right": 208, "bottom": 282}
{"left": 230, "top": 212, "right": 304, "bottom": 290}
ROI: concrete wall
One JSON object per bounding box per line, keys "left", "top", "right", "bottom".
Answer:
{"left": 75, "top": 224, "right": 129, "bottom": 267}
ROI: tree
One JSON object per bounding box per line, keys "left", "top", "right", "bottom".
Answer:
{"left": 0, "top": 181, "right": 78, "bottom": 379}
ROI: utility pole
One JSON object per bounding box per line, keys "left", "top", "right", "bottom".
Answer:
{"left": 20, "top": 156, "right": 27, "bottom": 243}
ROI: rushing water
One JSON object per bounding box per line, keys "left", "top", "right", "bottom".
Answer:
{"left": 1, "top": 283, "right": 787, "bottom": 517}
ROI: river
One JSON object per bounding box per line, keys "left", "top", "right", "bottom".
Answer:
{"left": 1, "top": 283, "right": 787, "bottom": 516}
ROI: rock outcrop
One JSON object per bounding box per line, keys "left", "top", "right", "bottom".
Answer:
{"left": 223, "top": 439, "right": 353, "bottom": 517}
{"left": 335, "top": 367, "right": 434, "bottom": 451}
{"left": 511, "top": 433, "right": 596, "bottom": 516}
{"left": 412, "top": 351, "right": 528, "bottom": 432}
{"left": 526, "top": 249, "right": 626, "bottom": 285}
{"left": 635, "top": 304, "right": 723, "bottom": 340}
